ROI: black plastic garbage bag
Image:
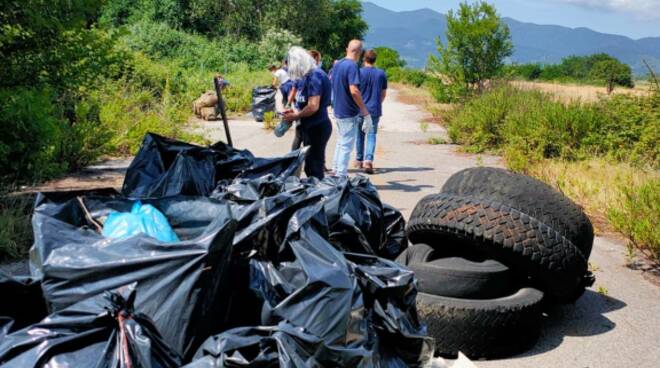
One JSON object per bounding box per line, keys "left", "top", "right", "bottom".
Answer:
{"left": 122, "top": 133, "right": 306, "bottom": 198}
{"left": 237, "top": 202, "right": 432, "bottom": 367}
{"left": 215, "top": 175, "right": 407, "bottom": 260}
{"left": 182, "top": 323, "right": 367, "bottom": 368}
{"left": 0, "top": 283, "right": 182, "bottom": 368}
{"left": 381, "top": 204, "right": 409, "bottom": 259}
{"left": 30, "top": 190, "right": 237, "bottom": 359}
{"left": 252, "top": 86, "right": 276, "bottom": 122}
{"left": 0, "top": 272, "right": 47, "bottom": 332}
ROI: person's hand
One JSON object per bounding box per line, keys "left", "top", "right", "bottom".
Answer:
{"left": 283, "top": 110, "right": 298, "bottom": 122}
{"left": 362, "top": 114, "right": 374, "bottom": 134}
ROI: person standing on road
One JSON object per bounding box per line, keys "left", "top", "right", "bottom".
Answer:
{"left": 290, "top": 50, "right": 325, "bottom": 151}
{"left": 354, "top": 49, "right": 387, "bottom": 174}
{"left": 269, "top": 61, "right": 293, "bottom": 107}
{"left": 331, "top": 40, "right": 371, "bottom": 177}
{"left": 282, "top": 47, "right": 332, "bottom": 179}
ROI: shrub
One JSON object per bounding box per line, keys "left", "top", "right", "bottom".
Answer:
{"left": 608, "top": 179, "right": 660, "bottom": 260}
{"left": 92, "top": 79, "right": 200, "bottom": 155}
{"left": 0, "top": 89, "right": 69, "bottom": 183}
{"left": 388, "top": 67, "right": 428, "bottom": 87}
{"left": 0, "top": 192, "right": 34, "bottom": 262}
{"left": 447, "top": 85, "right": 658, "bottom": 171}
{"left": 373, "top": 47, "right": 406, "bottom": 70}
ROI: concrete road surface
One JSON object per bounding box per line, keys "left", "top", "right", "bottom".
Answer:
{"left": 195, "top": 88, "right": 660, "bottom": 368}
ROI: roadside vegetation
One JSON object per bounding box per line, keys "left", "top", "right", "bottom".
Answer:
{"left": 504, "top": 54, "right": 635, "bottom": 93}
{"left": 381, "top": 1, "right": 659, "bottom": 262}
{"left": 0, "top": 0, "right": 366, "bottom": 185}
{"left": 0, "top": 0, "right": 367, "bottom": 261}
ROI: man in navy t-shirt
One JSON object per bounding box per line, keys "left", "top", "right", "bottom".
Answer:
{"left": 354, "top": 49, "right": 387, "bottom": 174}
{"left": 330, "top": 39, "right": 370, "bottom": 177}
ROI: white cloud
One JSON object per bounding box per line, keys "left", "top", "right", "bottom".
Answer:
{"left": 558, "top": 0, "right": 660, "bottom": 19}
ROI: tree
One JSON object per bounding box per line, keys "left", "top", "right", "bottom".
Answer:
{"left": 373, "top": 47, "right": 406, "bottom": 71}
{"left": 429, "top": 1, "right": 512, "bottom": 92}
{"left": 590, "top": 59, "right": 634, "bottom": 94}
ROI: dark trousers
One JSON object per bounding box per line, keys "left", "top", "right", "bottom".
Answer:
{"left": 302, "top": 120, "right": 332, "bottom": 179}
{"left": 291, "top": 125, "right": 303, "bottom": 150}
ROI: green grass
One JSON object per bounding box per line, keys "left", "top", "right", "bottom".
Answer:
{"left": 0, "top": 193, "right": 34, "bottom": 262}
{"left": 608, "top": 179, "right": 660, "bottom": 261}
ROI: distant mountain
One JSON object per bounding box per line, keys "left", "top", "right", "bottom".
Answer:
{"left": 362, "top": 2, "right": 660, "bottom": 75}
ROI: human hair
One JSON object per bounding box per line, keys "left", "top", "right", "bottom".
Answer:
{"left": 364, "top": 49, "right": 377, "bottom": 64}
{"left": 287, "top": 46, "right": 316, "bottom": 80}
{"left": 308, "top": 50, "right": 321, "bottom": 64}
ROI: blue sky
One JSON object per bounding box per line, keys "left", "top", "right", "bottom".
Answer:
{"left": 363, "top": 0, "right": 660, "bottom": 39}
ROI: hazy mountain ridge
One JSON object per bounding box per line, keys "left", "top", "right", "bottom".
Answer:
{"left": 362, "top": 2, "right": 660, "bottom": 74}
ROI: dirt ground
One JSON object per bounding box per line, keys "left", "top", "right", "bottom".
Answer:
{"left": 30, "top": 87, "right": 660, "bottom": 368}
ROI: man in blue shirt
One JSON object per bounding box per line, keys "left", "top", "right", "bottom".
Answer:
{"left": 331, "top": 39, "right": 371, "bottom": 177}
{"left": 354, "top": 49, "right": 387, "bottom": 174}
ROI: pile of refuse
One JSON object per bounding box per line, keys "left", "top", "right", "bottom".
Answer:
{"left": 400, "top": 167, "right": 595, "bottom": 358}
{"left": 0, "top": 133, "right": 596, "bottom": 366}
{"left": 0, "top": 133, "right": 433, "bottom": 367}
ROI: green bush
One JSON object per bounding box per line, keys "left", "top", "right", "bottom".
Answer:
{"left": 507, "top": 53, "right": 634, "bottom": 88}
{"left": 447, "top": 85, "right": 659, "bottom": 171}
{"left": 0, "top": 192, "right": 34, "bottom": 262}
{"left": 388, "top": 67, "right": 428, "bottom": 87}
{"left": 373, "top": 47, "right": 406, "bottom": 70}
{"left": 0, "top": 89, "right": 69, "bottom": 183}
{"left": 425, "top": 77, "right": 468, "bottom": 103}
{"left": 92, "top": 79, "right": 199, "bottom": 155}
{"left": 608, "top": 179, "right": 660, "bottom": 261}
{"left": 122, "top": 21, "right": 267, "bottom": 72}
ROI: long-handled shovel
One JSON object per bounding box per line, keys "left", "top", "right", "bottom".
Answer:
{"left": 213, "top": 75, "right": 233, "bottom": 147}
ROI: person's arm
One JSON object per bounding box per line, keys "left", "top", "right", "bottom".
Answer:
{"left": 284, "top": 96, "right": 319, "bottom": 121}
{"left": 350, "top": 84, "right": 369, "bottom": 116}
{"left": 347, "top": 64, "right": 368, "bottom": 116}
{"left": 287, "top": 86, "right": 297, "bottom": 107}
{"left": 380, "top": 72, "right": 388, "bottom": 103}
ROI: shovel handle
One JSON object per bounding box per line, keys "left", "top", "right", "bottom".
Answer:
{"left": 214, "top": 76, "right": 233, "bottom": 147}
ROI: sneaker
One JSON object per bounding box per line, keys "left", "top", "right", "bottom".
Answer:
{"left": 363, "top": 161, "right": 374, "bottom": 175}
{"left": 353, "top": 160, "right": 363, "bottom": 169}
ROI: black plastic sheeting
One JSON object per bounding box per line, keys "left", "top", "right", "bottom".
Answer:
{"left": 1, "top": 132, "right": 431, "bottom": 366}
{"left": 183, "top": 202, "right": 433, "bottom": 367}
{"left": 251, "top": 86, "right": 276, "bottom": 122}
{"left": 0, "top": 283, "right": 182, "bottom": 367}
{"left": 29, "top": 190, "right": 237, "bottom": 359}
{"left": 122, "top": 133, "right": 306, "bottom": 198}
{"left": 0, "top": 272, "right": 47, "bottom": 332}
{"left": 213, "top": 174, "right": 408, "bottom": 260}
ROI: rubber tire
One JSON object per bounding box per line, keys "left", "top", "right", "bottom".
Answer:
{"left": 407, "top": 193, "right": 592, "bottom": 302}
{"left": 408, "top": 257, "right": 518, "bottom": 299}
{"left": 441, "top": 167, "right": 594, "bottom": 258}
{"left": 395, "top": 243, "right": 436, "bottom": 265}
{"left": 416, "top": 288, "right": 543, "bottom": 359}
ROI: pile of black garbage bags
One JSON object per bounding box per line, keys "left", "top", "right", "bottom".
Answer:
{"left": 0, "top": 133, "right": 434, "bottom": 367}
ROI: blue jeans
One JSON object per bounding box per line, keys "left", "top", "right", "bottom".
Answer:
{"left": 355, "top": 116, "right": 380, "bottom": 162}
{"left": 332, "top": 115, "right": 360, "bottom": 176}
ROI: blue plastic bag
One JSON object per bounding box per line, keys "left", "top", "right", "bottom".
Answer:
{"left": 102, "top": 201, "right": 180, "bottom": 243}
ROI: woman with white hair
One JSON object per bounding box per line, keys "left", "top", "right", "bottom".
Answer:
{"left": 283, "top": 46, "right": 332, "bottom": 179}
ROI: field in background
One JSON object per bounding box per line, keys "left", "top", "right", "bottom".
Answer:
{"left": 513, "top": 80, "right": 651, "bottom": 103}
